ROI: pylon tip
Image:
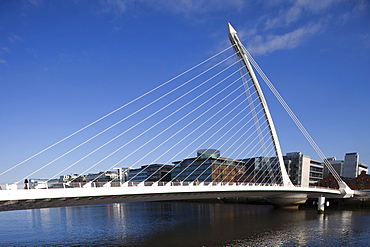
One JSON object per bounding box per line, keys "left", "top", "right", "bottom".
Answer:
{"left": 227, "top": 23, "right": 237, "bottom": 35}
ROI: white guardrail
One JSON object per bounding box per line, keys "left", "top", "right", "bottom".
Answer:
{"left": 0, "top": 181, "right": 342, "bottom": 203}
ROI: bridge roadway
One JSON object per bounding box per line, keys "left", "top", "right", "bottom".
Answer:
{"left": 0, "top": 182, "right": 346, "bottom": 211}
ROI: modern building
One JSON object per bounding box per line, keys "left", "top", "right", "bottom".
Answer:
{"left": 172, "top": 149, "right": 245, "bottom": 183}
{"left": 29, "top": 178, "right": 59, "bottom": 189}
{"left": 324, "top": 152, "right": 368, "bottom": 179}
{"left": 127, "top": 164, "right": 172, "bottom": 183}
{"left": 323, "top": 157, "right": 344, "bottom": 178}
{"left": 59, "top": 174, "right": 83, "bottom": 183}
{"left": 240, "top": 156, "right": 281, "bottom": 184}
{"left": 113, "top": 167, "right": 131, "bottom": 183}
{"left": 343, "top": 153, "right": 368, "bottom": 178}
{"left": 283, "top": 152, "right": 324, "bottom": 187}
{"left": 58, "top": 171, "right": 119, "bottom": 184}
{"left": 283, "top": 152, "right": 311, "bottom": 187}
{"left": 85, "top": 171, "right": 118, "bottom": 182}
{"left": 241, "top": 152, "right": 325, "bottom": 186}
{"left": 309, "top": 159, "right": 324, "bottom": 186}
{"left": 318, "top": 152, "right": 368, "bottom": 189}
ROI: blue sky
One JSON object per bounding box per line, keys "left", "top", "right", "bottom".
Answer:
{"left": 0, "top": 0, "right": 369, "bottom": 182}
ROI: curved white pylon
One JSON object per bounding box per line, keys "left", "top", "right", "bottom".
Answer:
{"left": 227, "top": 23, "right": 293, "bottom": 187}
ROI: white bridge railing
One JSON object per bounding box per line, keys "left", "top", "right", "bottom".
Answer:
{"left": 0, "top": 181, "right": 340, "bottom": 193}
{"left": 1, "top": 181, "right": 289, "bottom": 190}
{"left": 0, "top": 180, "right": 344, "bottom": 211}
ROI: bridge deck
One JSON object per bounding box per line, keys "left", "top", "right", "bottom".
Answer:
{"left": 0, "top": 183, "right": 342, "bottom": 211}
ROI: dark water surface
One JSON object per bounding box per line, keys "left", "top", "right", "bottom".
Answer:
{"left": 0, "top": 202, "right": 369, "bottom": 246}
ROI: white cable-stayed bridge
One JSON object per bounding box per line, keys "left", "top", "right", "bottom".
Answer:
{"left": 0, "top": 24, "right": 354, "bottom": 211}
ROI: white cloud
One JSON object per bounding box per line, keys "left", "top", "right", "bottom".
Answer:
{"left": 293, "top": 0, "right": 336, "bottom": 13}
{"left": 27, "top": 0, "right": 43, "bottom": 6}
{"left": 99, "top": 0, "right": 245, "bottom": 16}
{"left": 264, "top": 0, "right": 337, "bottom": 29}
{"left": 247, "top": 24, "right": 322, "bottom": 55}
{"left": 22, "top": 0, "right": 44, "bottom": 9}
{"left": 242, "top": 0, "right": 369, "bottom": 56}
{"left": 149, "top": 0, "right": 245, "bottom": 14}
{"left": 360, "top": 34, "right": 370, "bottom": 48}
{"left": 27, "top": 48, "right": 37, "bottom": 58}
{"left": 338, "top": 0, "right": 370, "bottom": 24}
{"left": 8, "top": 34, "right": 23, "bottom": 43}
{"left": 264, "top": 10, "right": 299, "bottom": 29}
{"left": 100, "top": 0, "right": 131, "bottom": 14}
{"left": 0, "top": 59, "right": 8, "bottom": 65}
{"left": 0, "top": 47, "right": 10, "bottom": 55}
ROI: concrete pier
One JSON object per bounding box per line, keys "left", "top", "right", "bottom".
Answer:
{"left": 318, "top": 196, "right": 325, "bottom": 213}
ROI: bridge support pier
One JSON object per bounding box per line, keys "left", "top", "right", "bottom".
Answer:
{"left": 318, "top": 196, "right": 325, "bottom": 214}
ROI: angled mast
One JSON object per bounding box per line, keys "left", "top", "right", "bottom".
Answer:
{"left": 227, "top": 23, "right": 292, "bottom": 187}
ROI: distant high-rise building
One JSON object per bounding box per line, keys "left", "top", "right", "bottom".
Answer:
{"left": 324, "top": 152, "right": 368, "bottom": 179}
{"left": 324, "top": 157, "right": 344, "bottom": 178}
{"left": 343, "top": 153, "right": 368, "bottom": 178}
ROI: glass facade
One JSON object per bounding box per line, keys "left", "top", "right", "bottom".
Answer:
{"left": 172, "top": 150, "right": 245, "bottom": 183}
{"left": 127, "top": 164, "right": 172, "bottom": 182}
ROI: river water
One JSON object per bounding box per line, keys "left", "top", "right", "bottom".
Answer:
{"left": 0, "top": 201, "right": 369, "bottom": 246}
